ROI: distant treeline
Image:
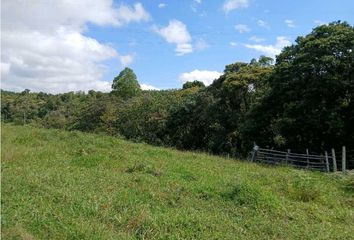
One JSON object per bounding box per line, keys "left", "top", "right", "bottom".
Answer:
{"left": 2, "top": 22, "right": 354, "bottom": 156}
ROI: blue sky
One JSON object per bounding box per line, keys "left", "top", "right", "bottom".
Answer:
{"left": 88, "top": 0, "right": 354, "bottom": 90}
{"left": 2, "top": 0, "right": 354, "bottom": 92}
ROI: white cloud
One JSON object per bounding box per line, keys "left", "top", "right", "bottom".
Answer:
{"left": 153, "top": 19, "right": 193, "bottom": 56}
{"left": 2, "top": 27, "right": 116, "bottom": 93}
{"left": 158, "top": 3, "right": 167, "bottom": 8}
{"left": 285, "top": 19, "right": 295, "bottom": 28}
{"left": 2, "top": 1, "right": 150, "bottom": 31}
{"left": 249, "top": 36, "right": 265, "bottom": 43}
{"left": 119, "top": 54, "right": 134, "bottom": 66}
{"left": 140, "top": 83, "right": 160, "bottom": 90}
{"left": 195, "top": 39, "right": 210, "bottom": 51}
{"left": 115, "top": 3, "right": 151, "bottom": 26}
{"left": 2, "top": 0, "right": 118, "bottom": 32}
{"left": 223, "top": 0, "right": 249, "bottom": 13}
{"left": 230, "top": 42, "right": 238, "bottom": 47}
{"left": 1, "top": 1, "right": 149, "bottom": 93}
{"left": 179, "top": 70, "right": 223, "bottom": 86}
{"left": 191, "top": 1, "right": 206, "bottom": 16}
{"left": 244, "top": 36, "right": 291, "bottom": 58}
{"left": 257, "top": 20, "right": 269, "bottom": 28}
{"left": 1, "top": 62, "right": 10, "bottom": 76}
{"left": 235, "top": 24, "right": 251, "bottom": 33}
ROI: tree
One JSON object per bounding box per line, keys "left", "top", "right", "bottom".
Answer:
{"left": 257, "top": 55, "right": 274, "bottom": 67}
{"left": 111, "top": 67, "right": 141, "bottom": 99}
{"left": 182, "top": 81, "right": 205, "bottom": 89}
{"left": 243, "top": 21, "right": 354, "bottom": 151}
{"left": 167, "top": 57, "right": 273, "bottom": 156}
{"left": 20, "top": 89, "right": 30, "bottom": 95}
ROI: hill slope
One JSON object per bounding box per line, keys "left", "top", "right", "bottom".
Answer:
{"left": 1, "top": 125, "right": 354, "bottom": 239}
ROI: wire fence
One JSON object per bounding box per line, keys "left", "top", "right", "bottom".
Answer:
{"left": 251, "top": 145, "right": 352, "bottom": 172}
{"left": 346, "top": 150, "right": 354, "bottom": 170}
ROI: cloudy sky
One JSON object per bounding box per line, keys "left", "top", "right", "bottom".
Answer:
{"left": 1, "top": 0, "right": 353, "bottom": 93}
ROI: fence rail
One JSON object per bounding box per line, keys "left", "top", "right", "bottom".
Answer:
{"left": 251, "top": 145, "right": 352, "bottom": 172}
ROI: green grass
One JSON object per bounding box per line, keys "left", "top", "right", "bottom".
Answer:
{"left": 1, "top": 124, "right": 354, "bottom": 240}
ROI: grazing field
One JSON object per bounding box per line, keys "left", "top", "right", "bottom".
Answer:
{"left": 1, "top": 125, "right": 354, "bottom": 239}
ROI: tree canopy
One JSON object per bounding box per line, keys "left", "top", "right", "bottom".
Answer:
{"left": 111, "top": 67, "right": 141, "bottom": 99}
{"left": 182, "top": 81, "right": 206, "bottom": 89}
{"left": 242, "top": 21, "right": 354, "bottom": 151}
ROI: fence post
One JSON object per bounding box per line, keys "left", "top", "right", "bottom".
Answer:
{"left": 342, "top": 146, "right": 346, "bottom": 172}
{"left": 285, "top": 149, "right": 291, "bottom": 165}
{"left": 325, "top": 151, "right": 330, "bottom": 172}
{"left": 251, "top": 144, "right": 259, "bottom": 162}
{"left": 331, "top": 148, "right": 337, "bottom": 172}
{"left": 306, "top": 149, "right": 310, "bottom": 169}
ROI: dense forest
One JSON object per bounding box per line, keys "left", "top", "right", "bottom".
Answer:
{"left": 2, "top": 22, "right": 354, "bottom": 157}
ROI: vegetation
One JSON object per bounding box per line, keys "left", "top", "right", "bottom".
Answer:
{"left": 1, "top": 22, "right": 353, "bottom": 157}
{"left": 112, "top": 67, "right": 142, "bottom": 99}
{"left": 182, "top": 80, "right": 205, "bottom": 89}
{"left": 243, "top": 22, "right": 354, "bottom": 151}
{"left": 2, "top": 125, "right": 354, "bottom": 239}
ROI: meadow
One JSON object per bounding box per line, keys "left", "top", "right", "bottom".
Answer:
{"left": 1, "top": 124, "right": 354, "bottom": 239}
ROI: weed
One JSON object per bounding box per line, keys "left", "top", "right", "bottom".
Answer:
{"left": 125, "top": 162, "right": 163, "bottom": 177}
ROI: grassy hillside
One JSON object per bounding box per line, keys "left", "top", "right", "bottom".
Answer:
{"left": 1, "top": 125, "right": 354, "bottom": 239}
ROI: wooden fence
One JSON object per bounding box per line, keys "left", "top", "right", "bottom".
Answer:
{"left": 250, "top": 145, "right": 353, "bottom": 172}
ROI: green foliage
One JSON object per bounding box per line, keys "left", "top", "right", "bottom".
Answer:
{"left": 111, "top": 67, "right": 142, "bottom": 99}
{"left": 114, "top": 90, "right": 186, "bottom": 145}
{"left": 252, "top": 55, "right": 274, "bottom": 67}
{"left": 182, "top": 80, "right": 205, "bottom": 89}
{"left": 224, "top": 62, "right": 248, "bottom": 74}
{"left": 243, "top": 21, "right": 354, "bottom": 151}
{"left": 2, "top": 125, "right": 354, "bottom": 239}
{"left": 42, "top": 110, "right": 67, "bottom": 129}
{"left": 72, "top": 94, "right": 121, "bottom": 134}
{"left": 167, "top": 56, "right": 273, "bottom": 156}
